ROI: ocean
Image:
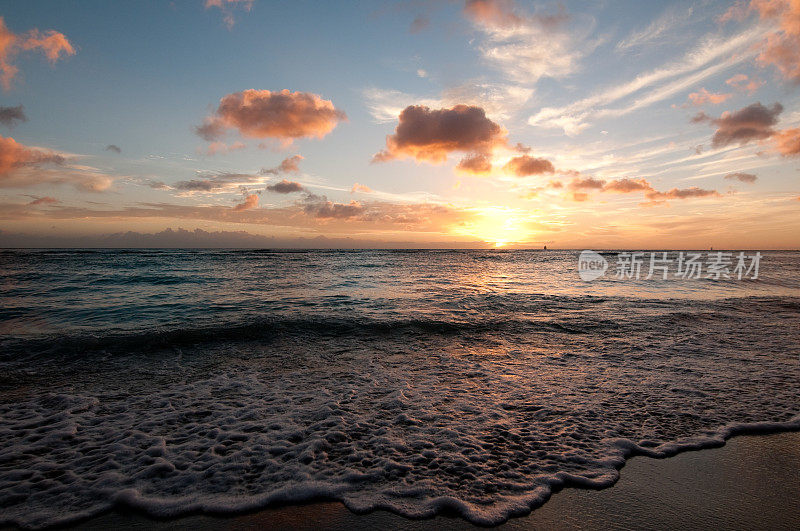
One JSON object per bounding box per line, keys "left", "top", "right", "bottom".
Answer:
{"left": 1, "top": 249, "right": 799, "bottom": 528}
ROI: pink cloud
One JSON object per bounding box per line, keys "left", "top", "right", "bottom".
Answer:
{"left": 503, "top": 154, "right": 555, "bottom": 176}
{"left": 27, "top": 196, "right": 59, "bottom": 206}
{"left": 686, "top": 88, "right": 733, "bottom": 106}
{"left": 196, "top": 89, "right": 346, "bottom": 144}
{"left": 721, "top": 1, "right": 800, "bottom": 82}
{"left": 0, "top": 17, "right": 75, "bottom": 90}
{"left": 726, "top": 73, "right": 764, "bottom": 94}
{"left": 772, "top": 127, "right": 800, "bottom": 155}
{"left": 233, "top": 193, "right": 259, "bottom": 211}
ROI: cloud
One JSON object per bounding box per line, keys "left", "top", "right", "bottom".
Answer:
{"left": 0, "top": 227, "right": 492, "bottom": 249}
{"left": 721, "top": 0, "right": 800, "bottom": 82}
{"left": 464, "top": 0, "right": 526, "bottom": 28}
{"left": 204, "top": 0, "right": 254, "bottom": 29}
{"left": 104, "top": 144, "right": 121, "bottom": 154}
{"left": 615, "top": 5, "right": 694, "bottom": 53}
{"left": 0, "top": 135, "right": 65, "bottom": 176}
{"left": 772, "top": 127, "right": 800, "bottom": 155}
{"left": 558, "top": 175, "right": 720, "bottom": 204}
{"left": 528, "top": 28, "right": 763, "bottom": 134}
{"left": 372, "top": 104, "right": 507, "bottom": 164}
{"left": 695, "top": 101, "right": 800, "bottom": 156}
{"left": 233, "top": 193, "right": 259, "bottom": 211}
{"left": 463, "top": 1, "right": 584, "bottom": 85}
{"left": 173, "top": 172, "right": 258, "bottom": 192}
{"left": 0, "top": 105, "right": 26, "bottom": 127}
{"left": 204, "top": 140, "right": 245, "bottom": 155}
{"left": 571, "top": 192, "right": 589, "bottom": 202}
{"left": 173, "top": 179, "right": 223, "bottom": 192}
{"left": 351, "top": 182, "right": 373, "bottom": 193}
{"left": 303, "top": 197, "right": 364, "bottom": 219}
{"left": 645, "top": 187, "right": 720, "bottom": 200}
{"left": 503, "top": 154, "right": 555, "bottom": 176}
{"left": 0, "top": 17, "right": 75, "bottom": 90}
{"left": 726, "top": 73, "right": 764, "bottom": 94}
{"left": 568, "top": 176, "right": 605, "bottom": 190}
{"left": 456, "top": 153, "right": 493, "bottom": 175}
{"left": 141, "top": 179, "right": 170, "bottom": 190}
{"left": 695, "top": 102, "right": 783, "bottom": 148}
{"left": 724, "top": 171, "right": 758, "bottom": 183}
{"left": 685, "top": 88, "right": 732, "bottom": 106}
{"left": 409, "top": 15, "right": 429, "bottom": 33}
{"left": 0, "top": 136, "right": 110, "bottom": 191}
{"left": 266, "top": 179, "right": 304, "bottom": 193}
{"left": 0, "top": 198, "right": 479, "bottom": 239}
{"left": 196, "top": 89, "right": 346, "bottom": 145}
{"left": 602, "top": 177, "right": 652, "bottom": 193}
{"left": 27, "top": 196, "right": 58, "bottom": 205}
{"left": 261, "top": 154, "right": 303, "bottom": 175}
{"left": 364, "top": 83, "right": 533, "bottom": 124}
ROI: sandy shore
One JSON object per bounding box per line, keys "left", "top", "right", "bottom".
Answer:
{"left": 59, "top": 431, "right": 800, "bottom": 530}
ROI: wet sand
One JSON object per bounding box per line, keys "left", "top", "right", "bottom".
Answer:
{"left": 65, "top": 430, "right": 800, "bottom": 530}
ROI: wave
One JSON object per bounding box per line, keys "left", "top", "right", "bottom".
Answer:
{"left": 1, "top": 295, "right": 795, "bottom": 362}
{"left": 1, "top": 400, "right": 797, "bottom": 530}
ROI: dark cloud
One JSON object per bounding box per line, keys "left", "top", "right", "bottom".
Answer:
{"left": 173, "top": 172, "right": 255, "bottom": 192}
{"left": 372, "top": 104, "right": 507, "bottom": 163}
{"left": 724, "top": 172, "right": 758, "bottom": 183}
{"left": 261, "top": 154, "right": 303, "bottom": 175}
{"left": 173, "top": 179, "right": 222, "bottom": 192}
{"left": 0, "top": 105, "right": 26, "bottom": 127}
{"left": 694, "top": 101, "right": 800, "bottom": 155}
{"left": 602, "top": 177, "right": 652, "bottom": 193}
{"left": 503, "top": 154, "right": 555, "bottom": 176}
{"left": 568, "top": 176, "right": 606, "bottom": 190}
{"left": 104, "top": 144, "right": 121, "bottom": 154}
{"left": 266, "top": 179, "right": 304, "bottom": 193}
{"left": 645, "top": 187, "right": 720, "bottom": 200}
{"left": 557, "top": 175, "right": 720, "bottom": 204}
{"left": 196, "top": 89, "right": 346, "bottom": 143}
{"left": 700, "top": 102, "right": 784, "bottom": 148}
{"left": 142, "top": 179, "right": 169, "bottom": 190}
{"left": 303, "top": 197, "right": 364, "bottom": 219}
{"left": 456, "top": 153, "right": 493, "bottom": 175}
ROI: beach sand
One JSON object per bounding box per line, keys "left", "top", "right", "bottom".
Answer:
{"left": 67, "top": 430, "right": 800, "bottom": 530}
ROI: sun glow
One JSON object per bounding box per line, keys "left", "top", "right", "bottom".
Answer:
{"left": 453, "top": 207, "right": 531, "bottom": 247}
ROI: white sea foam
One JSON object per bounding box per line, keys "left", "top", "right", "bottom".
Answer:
{"left": 1, "top": 334, "right": 798, "bottom": 529}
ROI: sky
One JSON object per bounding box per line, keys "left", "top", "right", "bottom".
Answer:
{"left": 0, "top": 0, "right": 799, "bottom": 249}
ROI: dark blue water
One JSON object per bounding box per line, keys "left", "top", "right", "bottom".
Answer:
{"left": 1, "top": 249, "right": 799, "bottom": 527}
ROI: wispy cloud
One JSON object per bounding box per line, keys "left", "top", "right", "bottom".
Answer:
{"left": 529, "top": 27, "right": 764, "bottom": 134}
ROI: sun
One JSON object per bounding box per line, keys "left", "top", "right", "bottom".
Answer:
{"left": 451, "top": 207, "right": 530, "bottom": 247}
